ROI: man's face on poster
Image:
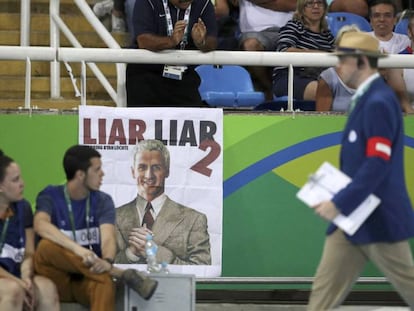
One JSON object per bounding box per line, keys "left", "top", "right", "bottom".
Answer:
{"left": 132, "top": 150, "right": 169, "bottom": 200}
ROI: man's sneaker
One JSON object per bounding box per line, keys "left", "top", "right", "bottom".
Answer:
{"left": 93, "top": 0, "right": 114, "bottom": 17}
{"left": 112, "top": 14, "right": 126, "bottom": 32}
{"left": 121, "top": 269, "right": 158, "bottom": 300}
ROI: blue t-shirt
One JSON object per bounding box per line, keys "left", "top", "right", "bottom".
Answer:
{"left": 36, "top": 185, "right": 115, "bottom": 257}
{"left": 0, "top": 200, "right": 32, "bottom": 277}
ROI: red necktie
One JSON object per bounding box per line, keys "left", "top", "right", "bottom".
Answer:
{"left": 142, "top": 202, "right": 154, "bottom": 230}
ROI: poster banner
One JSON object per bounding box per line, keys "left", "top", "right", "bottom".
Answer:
{"left": 79, "top": 106, "right": 223, "bottom": 277}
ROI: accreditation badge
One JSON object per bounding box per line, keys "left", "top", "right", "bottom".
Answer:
{"left": 162, "top": 65, "right": 187, "bottom": 80}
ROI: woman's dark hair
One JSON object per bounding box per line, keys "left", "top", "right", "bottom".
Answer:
{"left": 0, "top": 150, "right": 14, "bottom": 183}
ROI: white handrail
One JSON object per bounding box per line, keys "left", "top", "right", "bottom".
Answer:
{"left": 20, "top": 0, "right": 30, "bottom": 46}
{"left": 0, "top": 47, "right": 55, "bottom": 60}
{"left": 50, "top": 0, "right": 60, "bottom": 99}
{"left": 57, "top": 48, "right": 414, "bottom": 68}
{"left": 2, "top": 45, "right": 413, "bottom": 67}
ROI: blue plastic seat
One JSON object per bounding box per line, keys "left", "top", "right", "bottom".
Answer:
{"left": 326, "top": 12, "right": 372, "bottom": 37}
{"left": 395, "top": 18, "right": 409, "bottom": 35}
{"left": 195, "top": 65, "right": 265, "bottom": 108}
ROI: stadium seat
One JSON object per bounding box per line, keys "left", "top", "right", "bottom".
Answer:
{"left": 395, "top": 18, "right": 409, "bottom": 35}
{"left": 195, "top": 65, "right": 265, "bottom": 108}
{"left": 326, "top": 12, "right": 372, "bottom": 37}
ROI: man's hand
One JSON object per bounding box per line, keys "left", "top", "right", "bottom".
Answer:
{"left": 128, "top": 225, "right": 152, "bottom": 257}
{"left": 313, "top": 200, "right": 340, "bottom": 221}
{"left": 171, "top": 20, "right": 187, "bottom": 46}
{"left": 73, "top": 245, "right": 98, "bottom": 267}
{"left": 89, "top": 257, "right": 112, "bottom": 274}
{"left": 191, "top": 18, "right": 207, "bottom": 48}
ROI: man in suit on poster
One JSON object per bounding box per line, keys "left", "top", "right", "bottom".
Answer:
{"left": 115, "top": 139, "right": 211, "bottom": 265}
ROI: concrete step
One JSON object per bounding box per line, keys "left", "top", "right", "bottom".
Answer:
{"left": 0, "top": 30, "right": 129, "bottom": 47}
{"left": 1, "top": 13, "right": 100, "bottom": 32}
{"left": 0, "top": 76, "right": 117, "bottom": 99}
{"left": 0, "top": 98, "right": 115, "bottom": 110}
{"left": 0, "top": 0, "right": 97, "bottom": 14}
{"left": 0, "top": 60, "right": 120, "bottom": 77}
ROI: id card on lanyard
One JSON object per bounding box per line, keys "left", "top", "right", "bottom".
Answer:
{"left": 63, "top": 185, "right": 93, "bottom": 250}
{"left": 162, "top": 0, "right": 191, "bottom": 80}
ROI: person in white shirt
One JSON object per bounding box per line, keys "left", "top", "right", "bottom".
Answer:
{"left": 238, "top": 0, "right": 296, "bottom": 100}
{"left": 368, "top": 0, "right": 410, "bottom": 53}
{"left": 367, "top": 0, "right": 413, "bottom": 112}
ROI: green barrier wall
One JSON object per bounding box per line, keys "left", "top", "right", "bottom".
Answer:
{"left": 1, "top": 112, "right": 414, "bottom": 281}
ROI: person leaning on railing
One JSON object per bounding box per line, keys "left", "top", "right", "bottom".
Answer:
{"left": 125, "top": 0, "right": 217, "bottom": 107}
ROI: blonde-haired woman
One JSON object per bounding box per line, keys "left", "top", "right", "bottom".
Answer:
{"left": 272, "top": 0, "right": 334, "bottom": 101}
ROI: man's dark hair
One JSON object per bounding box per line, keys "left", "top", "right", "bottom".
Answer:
{"left": 0, "top": 150, "right": 14, "bottom": 183}
{"left": 369, "top": 0, "right": 397, "bottom": 17}
{"left": 63, "top": 145, "right": 101, "bottom": 180}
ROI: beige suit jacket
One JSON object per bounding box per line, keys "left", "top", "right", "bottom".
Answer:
{"left": 115, "top": 196, "right": 211, "bottom": 265}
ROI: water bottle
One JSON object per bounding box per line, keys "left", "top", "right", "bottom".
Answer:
{"left": 145, "top": 234, "right": 160, "bottom": 273}
{"left": 160, "top": 261, "right": 169, "bottom": 274}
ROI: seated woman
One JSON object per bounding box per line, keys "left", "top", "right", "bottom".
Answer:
{"left": 316, "top": 25, "right": 359, "bottom": 112}
{"left": 0, "top": 150, "right": 59, "bottom": 311}
{"left": 272, "top": 0, "right": 335, "bottom": 101}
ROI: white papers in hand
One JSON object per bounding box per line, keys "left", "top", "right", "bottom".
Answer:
{"left": 296, "top": 162, "right": 380, "bottom": 236}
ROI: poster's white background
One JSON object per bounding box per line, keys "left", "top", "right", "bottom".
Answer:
{"left": 79, "top": 106, "right": 223, "bottom": 277}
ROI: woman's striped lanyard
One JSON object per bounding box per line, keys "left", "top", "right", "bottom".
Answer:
{"left": 0, "top": 216, "right": 10, "bottom": 254}
{"left": 63, "top": 185, "right": 92, "bottom": 250}
{"left": 162, "top": 0, "right": 191, "bottom": 50}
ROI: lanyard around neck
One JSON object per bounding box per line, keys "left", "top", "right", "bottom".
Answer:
{"left": 0, "top": 217, "right": 10, "bottom": 254}
{"left": 63, "top": 185, "right": 92, "bottom": 249}
{"left": 162, "top": 0, "right": 191, "bottom": 49}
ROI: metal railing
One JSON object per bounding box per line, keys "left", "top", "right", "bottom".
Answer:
{"left": 20, "top": 0, "right": 126, "bottom": 107}
{"left": 14, "top": 0, "right": 414, "bottom": 111}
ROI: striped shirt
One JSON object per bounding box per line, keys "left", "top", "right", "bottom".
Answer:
{"left": 273, "top": 19, "right": 335, "bottom": 80}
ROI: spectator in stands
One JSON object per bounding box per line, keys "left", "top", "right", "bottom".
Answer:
{"left": 238, "top": 0, "right": 296, "bottom": 100}
{"left": 0, "top": 150, "right": 59, "bottom": 311}
{"left": 126, "top": 0, "right": 217, "bottom": 107}
{"left": 33, "top": 145, "right": 157, "bottom": 311}
{"left": 316, "top": 25, "right": 359, "bottom": 112}
{"left": 273, "top": 0, "right": 335, "bottom": 101}
{"left": 368, "top": 0, "right": 413, "bottom": 112}
{"left": 369, "top": 0, "right": 410, "bottom": 53}
{"left": 93, "top": 0, "right": 127, "bottom": 32}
